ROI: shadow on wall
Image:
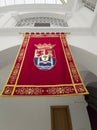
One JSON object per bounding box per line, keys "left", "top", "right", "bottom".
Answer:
{"left": 80, "top": 71, "right": 97, "bottom": 85}
{"left": 83, "top": 72, "right": 97, "bottom": 114}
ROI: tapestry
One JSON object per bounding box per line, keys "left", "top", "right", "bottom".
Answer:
{"left": 0, "top": 32, "right": 88, "bottom": 96}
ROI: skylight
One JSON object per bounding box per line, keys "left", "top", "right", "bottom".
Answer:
{"left": 0, "top": 0, "right": 64, "bottom": 7}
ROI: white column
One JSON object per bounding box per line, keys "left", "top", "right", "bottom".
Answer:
{"left": 72, "top": 0, "right": 84, "bottom": 14}
{"left": 72, "top": 0, "right": 78, "bottom": 14}
{"left": 91, "top": 4, "right": 97, "bottom": 34}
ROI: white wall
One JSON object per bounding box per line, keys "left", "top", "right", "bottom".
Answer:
{"left": 67, "top": 35, "right": 97, "bottom": 55}
{"left": 67, "top": 35, "right": 97, "bottom": 75}
{"left": 0, "top": 96, "right": 91, "bottom": 130}
{"left": 0, "top": 13, "right": 12, "bottom": 27}
{"left": 0, "top": 35, "right": 22, "bottom": 51}
{"left": 68, "top": 6, "right": 94, "bottom": 27}
{"left": 92, "top": 11, "right": 97, "bottom": 35}
{"left": 70, "top": 45, "right": 97, "bottom": 76}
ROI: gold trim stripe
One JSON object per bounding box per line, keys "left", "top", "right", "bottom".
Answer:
{"left": 1, "top": 33, "right": 30, "bottom": 95}
{"left": 11, "top": 33, "right": 31, "bottom": 95}
{"left": 63, "top": 34, "right": 88, "bottom": 94}
{"left": 1, "top": 33, "right": 29, "bottom": 95}
{"left": 0, "top": 92, "right": 88, "bottom": 97}
{"left": 5, "top": 83, "right": 83, "bottom": 87}
{"left": 60, "top": 34, "right": 78, "bottom": 94}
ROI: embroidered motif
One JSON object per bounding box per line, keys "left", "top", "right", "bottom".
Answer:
{"left": 34, "top": 43, "right": 56, "bottom": 70}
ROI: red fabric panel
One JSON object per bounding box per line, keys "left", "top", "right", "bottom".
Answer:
{"left": 18, "top": 36, "right": 72, "bottom": 85}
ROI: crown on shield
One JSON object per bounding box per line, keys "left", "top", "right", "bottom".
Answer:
{"left": 35, "top": 43, "right": 55, "bottom": 49}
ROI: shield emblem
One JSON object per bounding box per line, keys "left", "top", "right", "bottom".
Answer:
{"left": 34, "top": 44, "right": 56, "bottom": 70}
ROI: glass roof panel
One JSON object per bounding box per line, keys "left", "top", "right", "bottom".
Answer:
{"left": 6, "top": 0, "right": 14, "bottom": 6}
{"left": 25, "top": 0, "right": 34, "bottom": 4}
{"left": 0, "top": 0, "right": 5, "bottom": 6}
{"left": 45, "top": 0, "right": 56, "bottom": 4}
{"left": 15, "top": 0, "right": 24, "bottom": 4}
{"left": 0, "top": 0, "right": 63, "bottom": 7}
{"left": 35, "top": 0, "right": 45, "bottom": 4}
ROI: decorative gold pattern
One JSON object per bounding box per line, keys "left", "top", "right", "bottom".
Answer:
{"left": 61, "top": 34, "right": 81, "bottom": 83}
{"left": 2, "top": 86, "right": 14, "bottom": 95}
{"left": 7, "top": 34, "right": 29, "bottom": 85}
{"left": 14, "top": 87, "right": 44, "bottom": 95}
{"left": 47, "top": 87, "right": 75, "bottom": 95}
{"left": 76, "top": 85, "right": 86, "bottom": 93}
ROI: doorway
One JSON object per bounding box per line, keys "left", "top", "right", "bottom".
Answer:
{"left": 51, "top": 105, "right": 72, "bottom": 130}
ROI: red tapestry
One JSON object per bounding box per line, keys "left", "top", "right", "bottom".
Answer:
{"left": 1, "top": 32, "right": 88, "bottom": 96}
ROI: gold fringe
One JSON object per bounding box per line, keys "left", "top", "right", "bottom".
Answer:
{"left": 19, "top": 32, "right": 71, "bottom": 35}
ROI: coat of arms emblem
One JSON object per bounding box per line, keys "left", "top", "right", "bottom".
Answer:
{"left": 34, "top": 43, "right": 56, "bottom": 70}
